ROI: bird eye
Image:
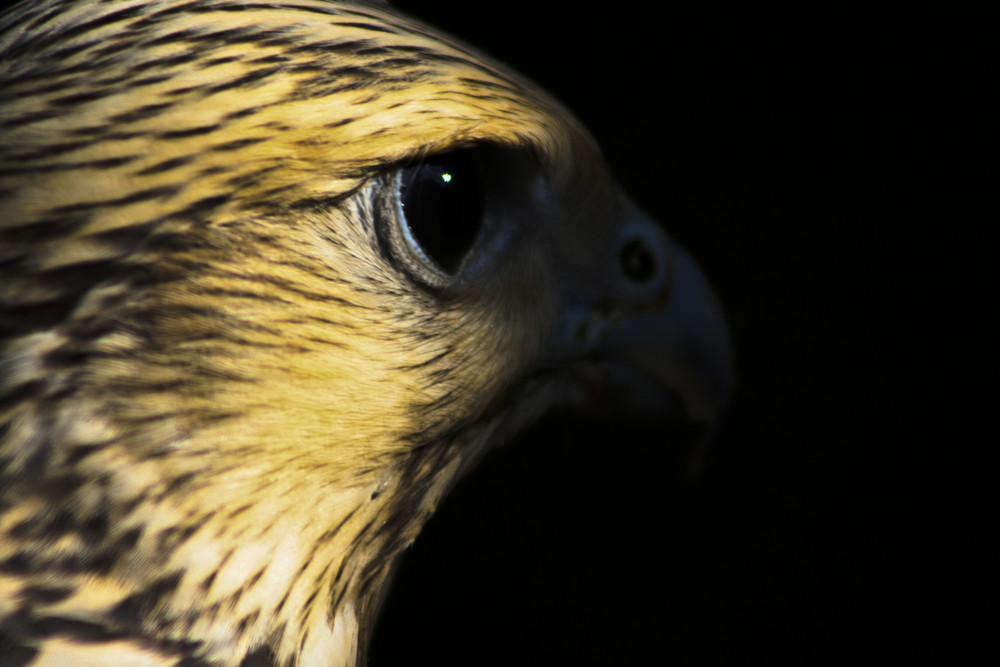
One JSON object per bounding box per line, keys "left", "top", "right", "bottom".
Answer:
{"left": 393, "top": 150, "right": 485, "bottom": 283}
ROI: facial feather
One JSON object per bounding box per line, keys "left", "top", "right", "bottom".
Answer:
{"left": 1, "top": 1, "right": 732, "bottom": 665}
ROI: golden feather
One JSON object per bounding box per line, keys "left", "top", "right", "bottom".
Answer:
{"left": 0, "top": 1, "right": 733, "bottom": 664}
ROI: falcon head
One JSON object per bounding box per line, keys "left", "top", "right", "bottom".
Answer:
{"left": 0, "top": 0, "right": 733, "bottom": 664}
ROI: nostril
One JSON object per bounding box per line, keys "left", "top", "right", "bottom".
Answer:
{"left": 620, "top": 238, "right": 656, "bottom": 284}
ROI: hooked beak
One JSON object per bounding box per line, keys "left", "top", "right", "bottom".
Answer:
{"left": 561, "top": 205, "right": 735, "bottom": 428}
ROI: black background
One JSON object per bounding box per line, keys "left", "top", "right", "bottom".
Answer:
{"left": 373, "top": 4, "right": 981, "bottom": 667}
{"left": 0, "top": 1, "right": 980, "bottom": 665}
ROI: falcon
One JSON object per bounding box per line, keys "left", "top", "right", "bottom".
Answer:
{"left": 0, "top": 0, "right": 734, "bottom": 664}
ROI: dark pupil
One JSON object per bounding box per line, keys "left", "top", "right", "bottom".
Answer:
{"left": 400, "top": 151, "right": 484, "bottom": 274}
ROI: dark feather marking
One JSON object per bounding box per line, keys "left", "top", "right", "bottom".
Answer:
{"left": 0, "top": 301, "right": 87, "bottom": 339}
{"left": 328, "top": 578, "right": 349, "bottom": 616}
{"left": 50, "top": 4, "right": 151, "bottom": 45}
{"left": 199, "top": 570, "right": 218, "bottom": 594}
{"left": 63, "top": 127, "right": 144, "bottom": 141}
{"left": 25, "top": 615, "right": 129, "bottom": 644}
{"left": 0, "top": 212, "right": 91, "bottom": 244}
{"left": 32, "top": 86, "right": 116, "bottom": 108}
{"left": 21, "top": 584, "right": 75, "bottom": 605}
{"left": 44, "top": 184, "right": 182, "bottom": 213}
{"left": 0, "top": 380, "right": 46, "bottom": 413}
{"left": 187, "top": 286, "right": 292, "bottom": 305}
{"left": 0, "top": 553, "right": 34, "bottom": 575}
{"left": 225, "top": 503, "right": 254, "bottom": 522}
{"left": 288, "top": 193, "right": 353, "bottom": 213}
{"left": 351, "top": 92, "right": 382, "bottom": 106}
{"left": 209, "top": 136, "right": 267, "bottom": 152}
{"left": 128, "top": 72, "right": 175, "bottom": 88}
{"left": 249, "top": 52, "right": 293, "bottom": 65}
{"left": 64, "top": 443, "right": 104, "bottom": 466}
{"left": 111, "top": 572, "right": 184, "bottom": 625}
{"left": 235, "top": 609, "right": 259, "bottom": 636}
{"left": 333, "top": 21, "right": 398, "bottom": 36}
{"left": 203, "top": 65, "right": 283, "bottom": 94}
{"left": 393, "top": 347, "right": 453, "bottom": 372}
{"left": 302, "top": 336, "right": 346, "bottom": 348}
{"left": 126, "top": 47, "right": 207, "bottom": 72}
{"left": 79, "top": 510, "right": 111, "bottom": 546}
{"left": 9, "top": 1, "right": 65, "bottom": 38}
{"left": 0, "top": 3, "right": 144, "bottom": 61}
{"left": 323, "top": 116, "right": 357, "bottom": 128}
{"left": 284, "top": 37, "right": 376, "bottom": 56}
{"left": 7, "top": 138, "right": 92, "bottom": 162}
{"left": 108, "top": 102, "right": 176, "bottom": 123}
{"left": 142, "top": 27, "right": 211, "bottom": 48}
{"left": 311, "top": 562, "right": 332, "bottom": 588}
{"left": 135, "top": 155, "right": 195, "bottom": 176}
{"left": 161, "top": 472, "right": 200, "bottom": 498}
{"left": 170, "top": 193, "right": 232, "bottom": 220}
{"left": 0, "top": 638, "right": 36, "bottom": 666}
{"left": 245, "top": 567, "right": 267, "bottom": 592}
{"left": 299, "top": 588, "right": 319, "bottom": 620}
{"left": 0, "top": 155, "right": 139, "bottom": 177}
{"left": 158, "top": 123, "right": 224, "bottom": 140}
{"left": 274, "top": 588, "right": 293, "bottom": 618}
{"left": 223, "top": 106, "right": 265, "bottom": 121}
{"left": 457, "top": 75, "right": 526, "bottom": 96}
{"left": 0, "top": 109, "right": 62, "bottom": 130}
{"left": 111, "top": 527, "right": 143, "bottom": 559}
{"left": 195, "top": 54, "right": 242, "bottom": 69}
